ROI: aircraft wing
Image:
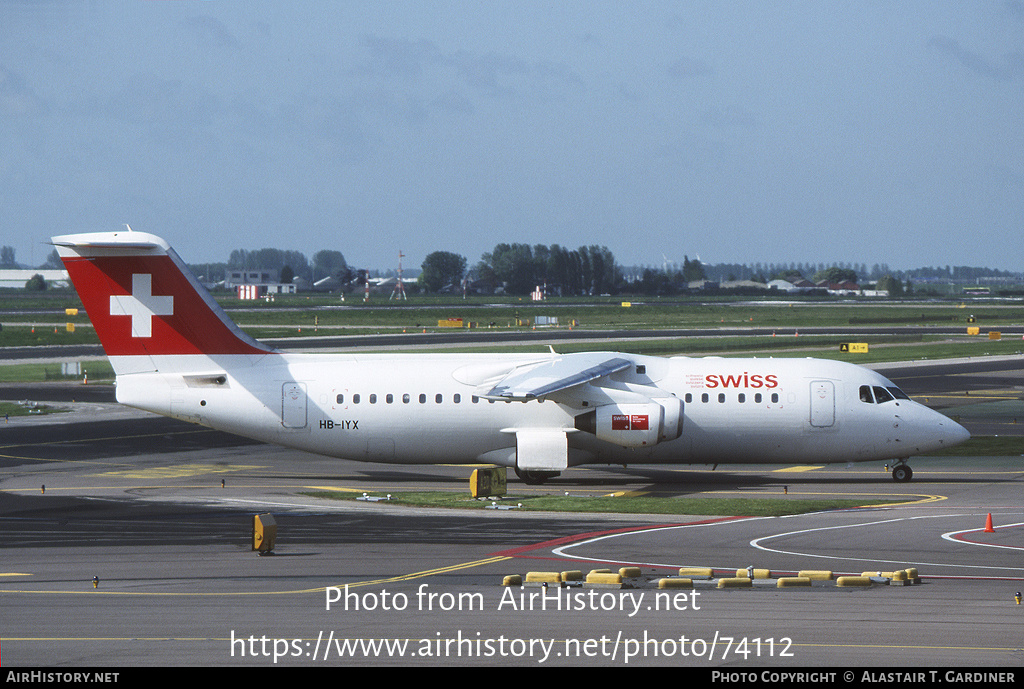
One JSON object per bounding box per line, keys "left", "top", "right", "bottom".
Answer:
{"left": 481, "top": 353, "right": 632, "bottom": 401}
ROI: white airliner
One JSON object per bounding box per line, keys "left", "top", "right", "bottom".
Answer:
{"left": 53, "top": 229, "right": 969, "bottom": 483}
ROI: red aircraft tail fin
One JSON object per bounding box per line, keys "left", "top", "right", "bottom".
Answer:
{"left": 53, "top": 229, "right": 273, "bottom": 359}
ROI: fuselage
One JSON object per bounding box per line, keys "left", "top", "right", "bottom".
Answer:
{"left": 112, "top": 350, "right": 968, "bottom": 469}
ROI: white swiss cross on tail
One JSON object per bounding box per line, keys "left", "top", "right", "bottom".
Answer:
{"left": 109, "top": 273, "right": 174, "bottom": 338}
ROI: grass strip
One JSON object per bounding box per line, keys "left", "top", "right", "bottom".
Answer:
{"left": 0, "top": 401, "right": 68, "bottom": 417}
{"left": 302, "top": 490, "right": 905, "bottom": 516}
{"left": 922, "top": 436, "right": 1024, "bottom": 456}
{"left": 0, "top": 360, "right": 114, "bottom": 383}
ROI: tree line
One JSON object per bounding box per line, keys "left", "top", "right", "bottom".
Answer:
{"left": 6, "top": 242, "right": 1018, "bottom": 296}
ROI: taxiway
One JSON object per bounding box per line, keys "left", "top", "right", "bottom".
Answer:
{"left": 0, "top": 358, "right": 1021, "bottom": 667}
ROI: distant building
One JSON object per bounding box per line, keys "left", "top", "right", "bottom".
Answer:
{"left": 0, "top": 269, "right": 69, "bottom": 289}
{"left": 817, "top": 280, "right": 860, "bottom": 296}
{"left": 719, "top": 280, "right": 770, "bottom": 291}
{"left": 226, "top": 268, "right": 295, "bottom": 296}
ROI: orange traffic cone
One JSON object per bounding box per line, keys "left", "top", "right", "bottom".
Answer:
{"left": 983, "top": 513, "right": 995, "bottom": 533}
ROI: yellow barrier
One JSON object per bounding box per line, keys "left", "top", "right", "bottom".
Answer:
{"left": 717, "top": 577, "right": 752, "bottom": 588}
{"left": 525, "top": 571, "right": 561, "bottom": 584}
{"left": 656, "top": 578, "right": 693, "bottom": 589}
{"left": 678, "top": 567, "right": 713, "bottom": 578}
{"left": 470, "top": 467, "right": 507, "bottom": 498}
{"left": 777, "top": 577, "right": 812, "bottom": 587}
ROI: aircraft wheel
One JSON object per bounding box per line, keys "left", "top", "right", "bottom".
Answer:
{"left": 892, "top": 464, "right": 913, "bottom": 482}
{"left": 514, "top": 468, "right": 560, "bottom": 485}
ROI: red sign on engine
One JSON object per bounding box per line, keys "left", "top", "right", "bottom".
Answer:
{"left": 611, "top": 414, "right": 649, "bottom": 431}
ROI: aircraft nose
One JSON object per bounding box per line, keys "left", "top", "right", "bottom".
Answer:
{"left": 942, "top": 418, "right": 971, "bottom": 446}
{"left": 930, "top": 413, "right": 970, "bottom": 448}
{"left": 904, "top": 405, "right": 970, "bottom": 452}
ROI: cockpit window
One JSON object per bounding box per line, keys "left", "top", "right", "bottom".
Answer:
{"left": 859, "top": 385, "right": 874, "bottom": 403}
{"left": 872, "top": 386, "right": 895, "bottom": 403}
{"left": 887, "top": 386, "right": 910, "bottom": 400}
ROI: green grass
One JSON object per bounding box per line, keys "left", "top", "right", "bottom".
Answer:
{"left": 302, "top": 490, "right": 907, "bottom": 516}
{"left": 0, "top": 401, "right": 68, "bottom": 417}
{"left": 0, "top": 360, "right": 114, "bottom": 383}
{"left": 349, "top": 333, "right": 1024, "bottom": 364}
{"left": 922, "top": 436, "right": 1024, "bottom": 456}
{"left": 4, "top": 294, "right": 1023, "bottom": 346}
{"left": 0, "top": 324, "right": 100, "bottom": 348}
{"left": 219, "top": 299, "right": 1024, "bottom": 333}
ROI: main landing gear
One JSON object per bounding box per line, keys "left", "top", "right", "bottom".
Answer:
{"left": 514, "top": 467, "right": 560, "bottom": 485}
{"left": 891, "top": 461, "right": 913, "bottom": 483}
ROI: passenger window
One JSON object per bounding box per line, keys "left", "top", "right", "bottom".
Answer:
{"left": 336, "top": 394, "right": 344, "bottom": 404}
{"left": 754, "top": 393, "right": 762, "bottom": 403}
{"left": 352, "top": 394, "right": 360, "bottom": 404}
{"left": 472, "top": 396, "right": 479, "bottom": 403}
{"left": 738, "top": 393, "right": 745, "bottom": 403}
{"left": 453, "top": 394, "right": 461, "bottom": 403}
{"left": 403, "top": 394, "right": 410, "bottom": 404}
{"left": 435, "top": 394, "right": 443, "bottom": 404}
{"left": 369, "top": 394, "right": 376, "bottom": 404}
{"left": 419, "top": 394, "right": 426, "bottom": 404}
{"left": 860, "top": 385, "right": 874, "bottom": 403}
{"left": 701, "top": 393, "right": 709, "bottom": 403}
{"left": 386, "top": 394, "right": 393, "bottom": 404}
{"left": 718, "top": 393, "right": 725, "bottom": 403}
{"left": 684, "top": 393, "right": 692, "bottom": 403}
{"left": 771, "top": 393, "right": 779, "bottom": 403}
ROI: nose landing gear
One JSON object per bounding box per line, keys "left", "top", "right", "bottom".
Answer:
{"left": 891, "top": 461, "right": 913, "bottom": 482}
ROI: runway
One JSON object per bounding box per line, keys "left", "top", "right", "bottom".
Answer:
{"left": 1, "top": 359, "right": 1022, "bottom": 668}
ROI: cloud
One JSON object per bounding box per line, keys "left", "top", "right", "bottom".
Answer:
{"left": 180, "top": 16, "right": 240, "bottom": 50}
{"left": 667, "top": 55, "right": 714, "bottom": 79}
{"left": 356, "top": 35, "right": 439, "bottom": 82}
{"left": 0, "top": 65, "right": 47, "bottom": 117}
{"left": 928, "top": 36, "right": 1024, "bottom": 82}
{"left": 702, "top": 104, "right": 758, "bottom": 128}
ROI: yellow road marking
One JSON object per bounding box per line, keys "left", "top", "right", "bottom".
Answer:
{"left": 773, "top": 465, "right": 824, "bottom": 473}
{"left": 0, "top": 555, "right": 513, "bottom": 597}
{"left": 95, "top": 463, "right": 262, "bottom": 479}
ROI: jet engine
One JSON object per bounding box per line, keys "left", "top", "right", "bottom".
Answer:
{"left": 574, "top": 398, "right": 683, "bottom": 447}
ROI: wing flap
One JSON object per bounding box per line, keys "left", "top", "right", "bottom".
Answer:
{"left": 482, "top": 353, "right": 632, "bottom": 401}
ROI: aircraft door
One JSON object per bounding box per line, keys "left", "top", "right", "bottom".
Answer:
{"left": 281, "top": 382, "right": 308, "bottom": 428}
{"left": 809, "top": 380, "right": 835, "bottom": 428}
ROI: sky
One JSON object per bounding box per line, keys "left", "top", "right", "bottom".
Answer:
{"left": 2, "top": 1, "right": 1022, "bottom": 274}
